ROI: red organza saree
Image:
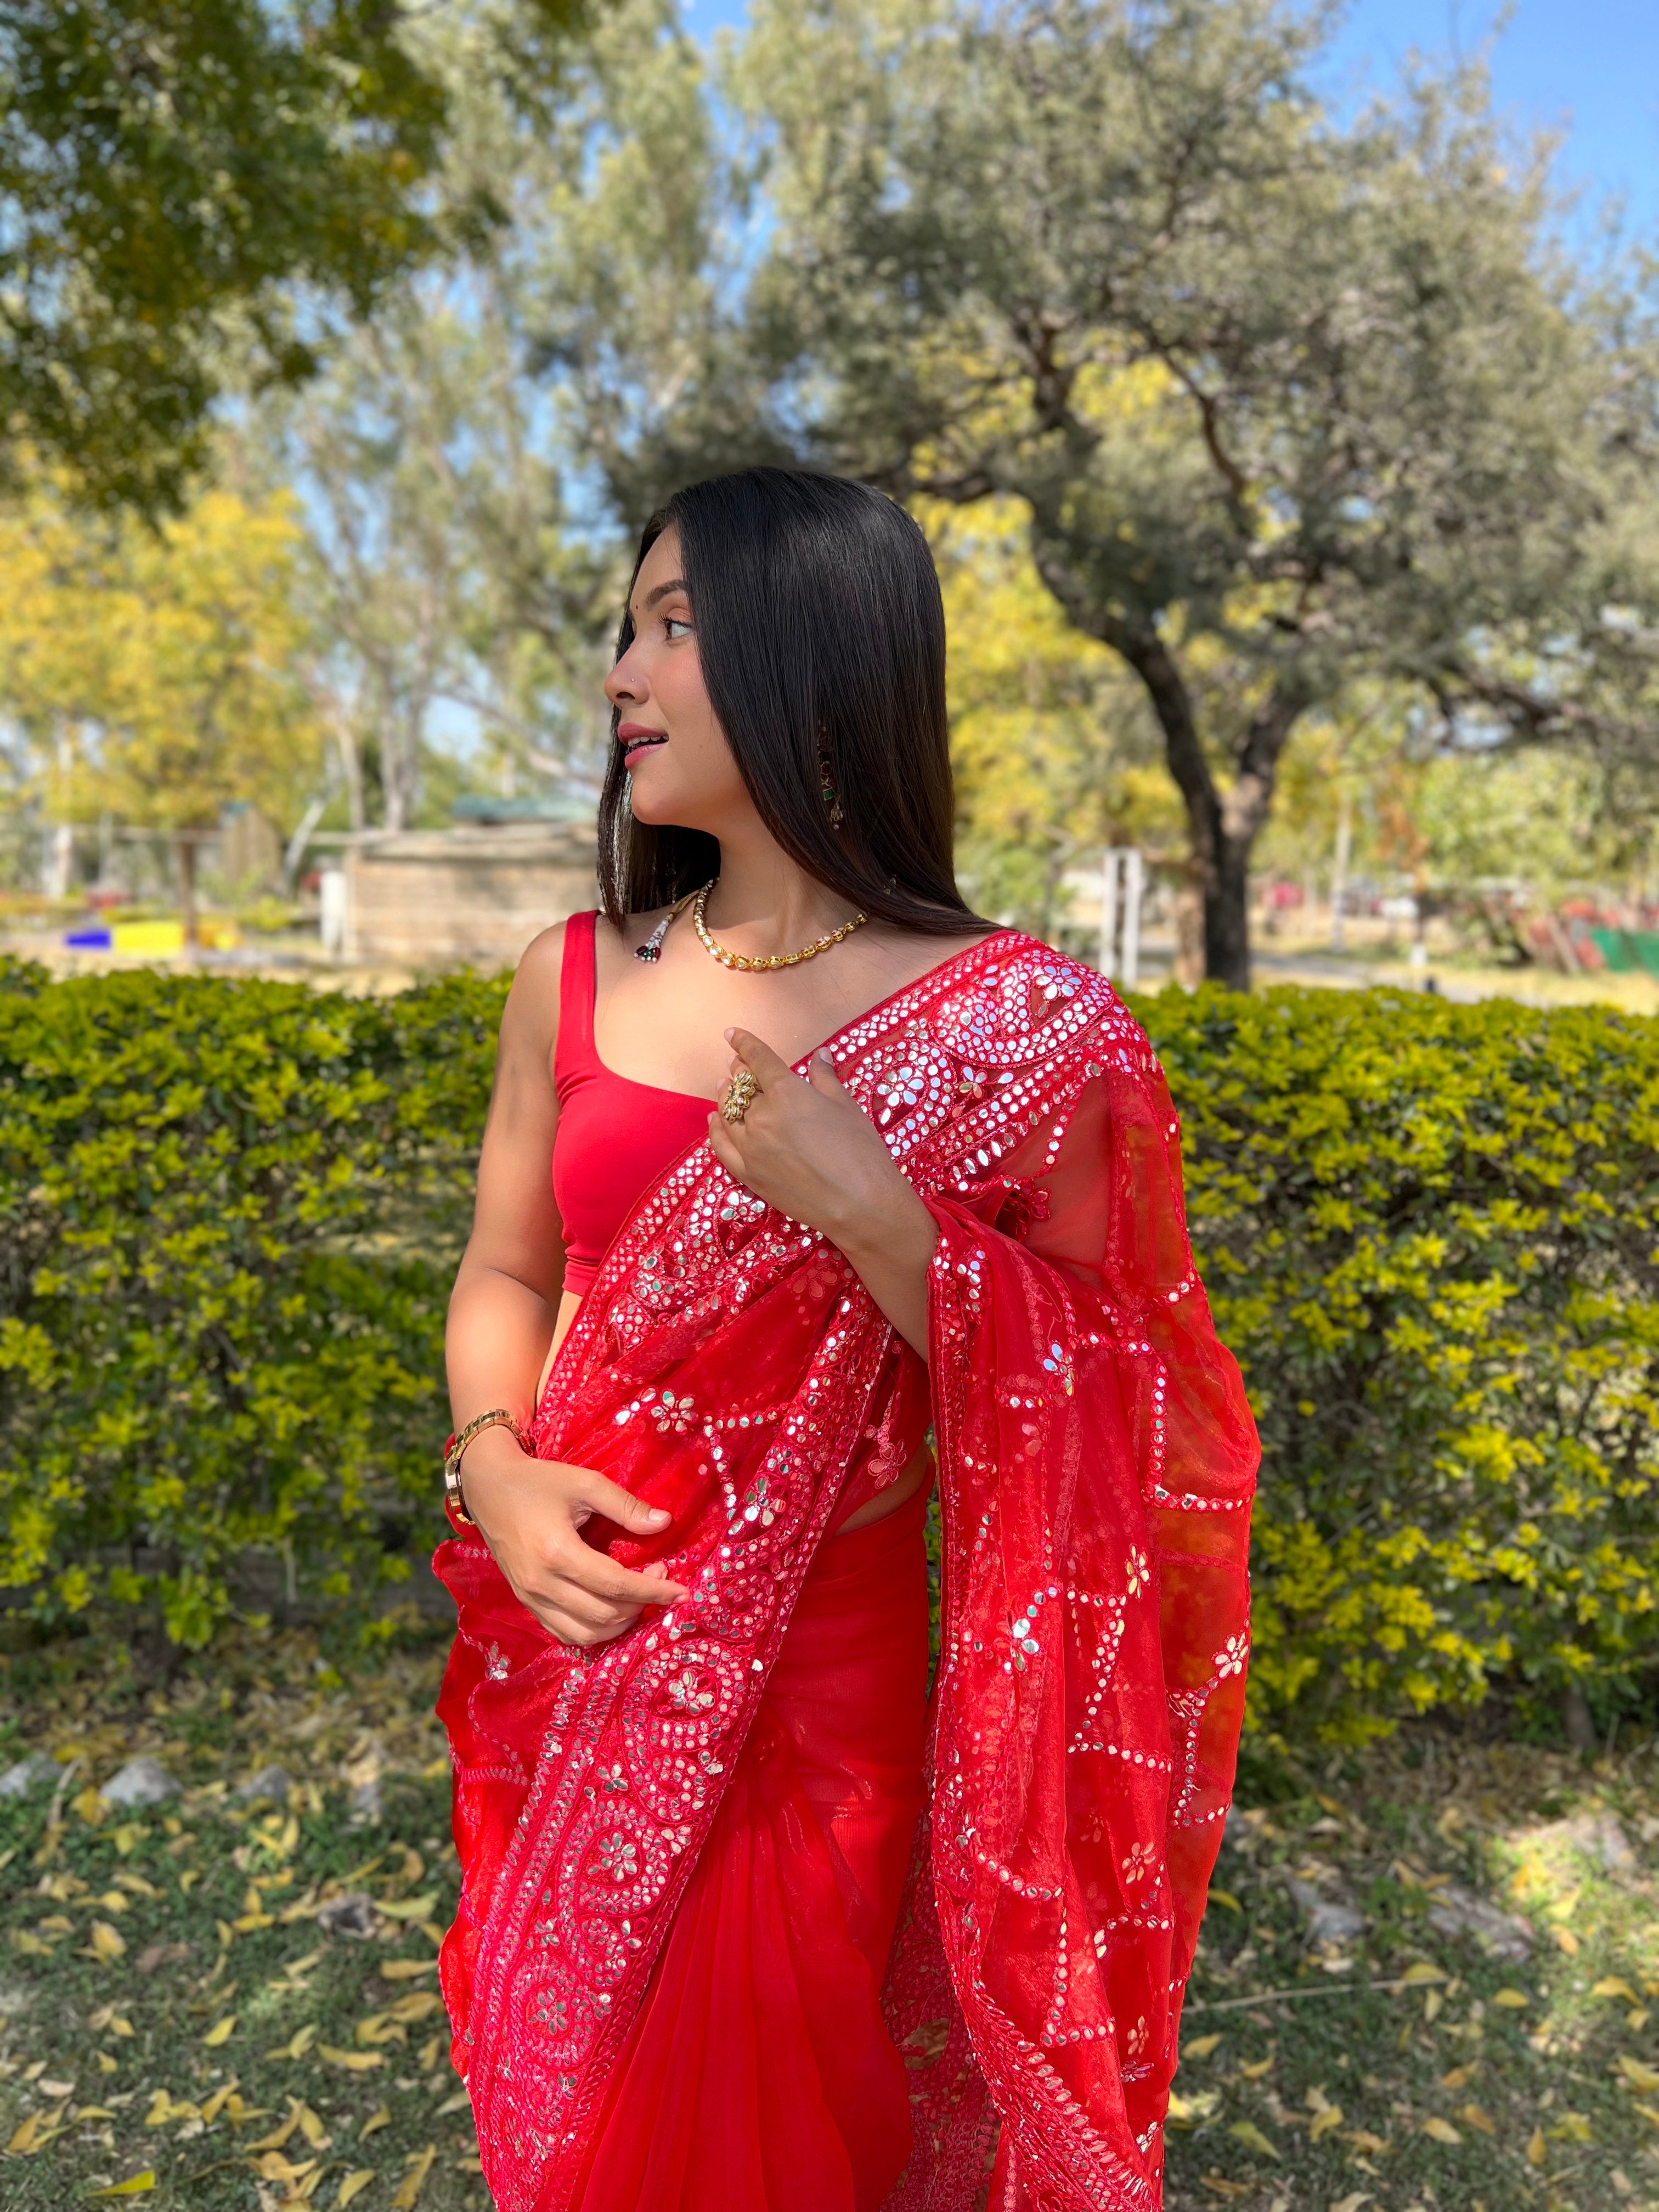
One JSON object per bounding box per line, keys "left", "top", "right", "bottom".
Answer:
{"left": 435, "top": 933, "right": 1259, "bottom": 2212}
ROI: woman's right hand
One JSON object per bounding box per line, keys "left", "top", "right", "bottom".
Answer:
{"left": 459, "top": 1429, "right": 689, "bottom": 1646}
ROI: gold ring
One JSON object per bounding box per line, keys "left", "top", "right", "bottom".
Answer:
{"left": 720, "top": 1068, "right": 759, "bottom": 1124}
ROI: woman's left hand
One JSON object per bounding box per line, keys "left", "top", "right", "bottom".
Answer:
{"left": 706, "top": 1030, "right": 910, "bottom": 1245}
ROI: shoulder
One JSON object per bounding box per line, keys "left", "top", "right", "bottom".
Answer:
{"left": 500, "top": 913, "right": 586, "bottom": 1062}
{"left": 958, "top": 933, "right": 1159, "bottom": 1064}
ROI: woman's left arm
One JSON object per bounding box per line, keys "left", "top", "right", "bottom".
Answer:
{"left": 705, "top": 1029, "right": 936, "bottom": 1358}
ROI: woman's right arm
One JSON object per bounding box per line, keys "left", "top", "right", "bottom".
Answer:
{"left": 445, "top": 924, "right": 688, "bottom": 1644}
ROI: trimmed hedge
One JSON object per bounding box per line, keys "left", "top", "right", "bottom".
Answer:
{"left": 0, "top": 957, "right": 507, "bottom": 1647}
{"left": 3, "top": 957, "right": 1657, "bottom": 1743}
{"left": 1144, "top": 986, "right": 1659, "bottom": 1743}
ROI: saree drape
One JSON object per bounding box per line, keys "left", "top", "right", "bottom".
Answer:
{"left": 435, "top": 933, "right": 1259, "bottom": 2212}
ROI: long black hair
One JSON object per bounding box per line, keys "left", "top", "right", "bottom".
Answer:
{"left": 597, "top": 467, "right": 982, "bottom": 934}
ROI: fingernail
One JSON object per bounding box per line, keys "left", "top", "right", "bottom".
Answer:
{"left": 724, "top": 1026, "right": 736, "bottom": 1042}
{"left": 646, "top": 1508, "right": 670, "bottom": 1525}
{"left": 816, "top": 1048, "right": 833, "bottom": 1065}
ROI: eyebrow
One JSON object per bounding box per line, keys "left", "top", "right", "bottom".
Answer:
{"left": 630, "top": 576, "right": 689, "bottom": 621}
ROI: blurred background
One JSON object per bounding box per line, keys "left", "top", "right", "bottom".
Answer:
{"left": 3, "top": 0, "right": 1658, "bottom": 1008}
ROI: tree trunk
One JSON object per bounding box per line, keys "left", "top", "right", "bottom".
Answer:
{"left": 176, "top": 834, "right": 199, "bottom": 951}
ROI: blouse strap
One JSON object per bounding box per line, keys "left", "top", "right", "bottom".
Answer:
{"left": 553, "top": 909, "right": 600, "bottom": 1093}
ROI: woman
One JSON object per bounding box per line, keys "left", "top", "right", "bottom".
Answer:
{"left": 436, "top": 468, "right": 1258, "bottom": 2212}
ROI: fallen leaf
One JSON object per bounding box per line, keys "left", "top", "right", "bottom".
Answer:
{"left": 266, "top": 2024, "right": 318, "bottom": 2062}
{"left": 1440, "top": 2068, "right": 1474, "bottom": 2090}
{"left": 296, "top": 2104, "right": 330, "bottom": 2149}
{"left": 361, "top": 2104, "right": 392, "bottom": 2140}
{"left": 1183, "top": 2034, "right": 1223, "bottom": 2061}
{"left": 1228, "top": 2121, "right": 1279, "bottom": 2159}
{"left": 94, "top": 1891, "right": 130, "bottom": 1914}
{"left": 1239, "top": 2058, "right": 1274, "bottom": 2081}
{"left": 7, "top": 2111, "right": 63, "bottom": 2154}
{"left": 200, "top": 2080, "right": 239, "bottom": 2125}
{"left": 1309, "top": 2105, "right": 1344, "bottom": 2142}
{"left": 1618, "top": 2055, "right": 1659, "bottom": 2094}
{"left": 435, "top": 2090, "right": 472, "bottom": 2117}
{"left": 1330, "top": 2196, "right": 1371, "bottom": 2212}
{"left": 337, "top": 2174, "right": 376, "bottom": 2208}
{"left": 1457, "top": 2104, "right": 1496, "bottom": 2136}
{"left": 385, "top": 1992, "right": 444, "bottom": 2024}
{"left": 1554, "top": 1927, "right": 1581, "bottom": 1956}
{"left": 88, "top": 2173, "right": 156, "bottom": 2197}
{"left": 95, "top": 2053, "right": 119, "bottom": 2075}
{"left": 1525, "top": 2128, "right": 1547, "bottom": 2167}
{"left": 392, "top": 2145, "right": 439, "bottom": 2208}
{"left": 1207, "top": 1888, "right": 1243, "bottom": 1912}
{"left": 376, "top": 1894, "right": 438, "bottom": 1924}
{"left": 1422, "top": 2117, "right": 1462, "bottom": 2144}
{"left": 203, "top": 2015, "right": 237, "bottom": 2047}
{"left": 1400, "top": 1963, "right": 1447, "bottom": 1985}
{"left": 380, "top": 1959, "right": 437, "bottom": 1982}
{"left": 246, "top": 2102, "right": 303, "bottom": 2153}
{"left": 317, "top": 2044, "right": 386, "bottom": 2072}
{"left": 84, "top": 1920, "right": 127, "bottom": 1963}
{"left": 1595, "top": 1977, "right": 1640, "bottom": 2003}
{"left": 1492, "top": 1989, "right": 1529, "bottom": 2009}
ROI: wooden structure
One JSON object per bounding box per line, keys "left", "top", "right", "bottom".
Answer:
{"left": 342, "top": 822, "right": 597, "bottom": 969}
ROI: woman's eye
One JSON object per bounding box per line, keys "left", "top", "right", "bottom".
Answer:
{"left": 664, "top": 616, "right": 693, "bottom": 640}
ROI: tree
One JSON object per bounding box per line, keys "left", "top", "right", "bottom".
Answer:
{"left": 0, "top": 0, "right": 591, "bottom": 512}
{"left": 0, "top": 478, "right": 323, "bottom": 940}
{"left": 637, "top": 0, "right": 1659, "bottom": 985}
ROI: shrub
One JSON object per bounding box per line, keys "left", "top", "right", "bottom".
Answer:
{"left": 1139, "top": 984, "right": 1659, "bottom": 1744}
{"left": 0, "top": 958, "right": 506, "bottom": 1646}
{"left": 6, "top": 958, "right": 1658, "bottom": 1742}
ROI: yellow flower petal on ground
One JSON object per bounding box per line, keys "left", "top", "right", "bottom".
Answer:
{"left": 203, "top": 2014, "right": 237, "bottom": 2047}
{"left": 337, "top": 2172, "right": 376, "bottom": 2208}
{"left": 1422, "top": 2116, "right": 1462, "bottom": 2144}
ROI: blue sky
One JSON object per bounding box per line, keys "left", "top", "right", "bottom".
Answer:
{"left": 681, "top": 0, "right": 1659, "bottom": 238}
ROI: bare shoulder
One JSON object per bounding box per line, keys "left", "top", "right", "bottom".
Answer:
{"left": 501, "top": 916, "right": 575, "bottom": 1064}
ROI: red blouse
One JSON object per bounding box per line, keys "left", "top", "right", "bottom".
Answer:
{"left": 552, "top": 910, "right": 713, "bottom": 1297}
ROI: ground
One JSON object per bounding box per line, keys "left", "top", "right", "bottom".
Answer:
{"left": 0, "top": 1631, "right": 1653, "bottom": 2210}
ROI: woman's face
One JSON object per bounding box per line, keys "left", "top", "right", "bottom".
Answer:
{"left": 605, "top": 527, "right": 751, "bottom": 833}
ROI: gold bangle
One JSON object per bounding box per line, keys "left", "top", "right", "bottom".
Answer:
{"left": 443, "top": 1409, "right": 524, "bottom": 1528}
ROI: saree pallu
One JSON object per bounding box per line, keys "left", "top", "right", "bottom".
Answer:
{"left": 435, "top": 933, "right": 1260, "bottom": 2212}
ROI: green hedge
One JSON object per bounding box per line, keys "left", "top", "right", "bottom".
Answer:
{"left": 0, "top": 958, "right": 507, "bottom": 1647}
{"left": 1143, "top": 985, "right": 1659, "bottom": 1744}
{"left": 4, "top": 958, "right": 1657, "bottom": 1744}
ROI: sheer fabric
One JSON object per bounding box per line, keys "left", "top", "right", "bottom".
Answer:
{"left": 435, "top": 934, "right": 1259, "bottom": 2212}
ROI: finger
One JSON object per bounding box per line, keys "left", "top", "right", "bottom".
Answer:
{"left": 807, "top": 1047, "right": 849, "bottom": 1098}
{"left": 548, "top": 1544, "right": 687, "bottom": 1609}
{"left": 723, "top": 1028, "right": 797, "bottom": 1088}
{"left": 573, "top": 1469, "right": 674, "bottom": 1539}
{"left": 707, "top": 1113, "right": 746, "bottom": 1177}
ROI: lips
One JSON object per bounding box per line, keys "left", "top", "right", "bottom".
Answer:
{"left": 618, "top": 723, "right": 667, "bottom": 767}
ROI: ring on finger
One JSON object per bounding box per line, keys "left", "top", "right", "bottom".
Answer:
{"left": 721, "top": 1066, "right": 760, "bottom": 1124}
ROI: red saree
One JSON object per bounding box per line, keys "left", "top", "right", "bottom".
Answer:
{"left": 435, "top": 932, "right": 1259, "bottom": 2212}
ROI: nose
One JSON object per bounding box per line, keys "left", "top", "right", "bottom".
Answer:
{"left": 605, "top": 643, "right": 648, "bottom": 710}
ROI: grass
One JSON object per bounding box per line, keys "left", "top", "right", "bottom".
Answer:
{"left": 0, "top": 1626, "right": 479, "bottom": 2210}
{"left": 4, "top": 1630, "right": 1658, "bottom": 2211}
{"left": 1165, "top": 1733, "right": 1659, "bottom": 2212}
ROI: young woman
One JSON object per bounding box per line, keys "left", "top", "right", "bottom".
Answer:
{"left": 436, "top": 469, "right": 1259, "bottom": 2212}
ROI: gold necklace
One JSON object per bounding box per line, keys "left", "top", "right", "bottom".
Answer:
{"left": 691, "top": 879, "right": 868, "bottom": 972}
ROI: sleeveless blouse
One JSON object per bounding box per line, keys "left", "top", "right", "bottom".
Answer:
{"left": 549, "top": 909, "right": 932, "bottom": 1533}
{"left": 552, "top": 911, "right": 713, "bottom": 1297}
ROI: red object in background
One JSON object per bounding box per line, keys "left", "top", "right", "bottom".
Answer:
{"left": 85, "top": 888, "right": 133, "bottom": 911}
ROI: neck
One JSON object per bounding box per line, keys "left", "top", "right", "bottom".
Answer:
{"left": 703, "top": 819, "right": 860, "bottom": 951}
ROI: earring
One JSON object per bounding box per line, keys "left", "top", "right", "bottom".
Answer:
{"left": 819, "top": 742, "right": 844, "bottom": 828}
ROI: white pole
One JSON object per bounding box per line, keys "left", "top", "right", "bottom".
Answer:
{"left": 1099, "top": 848, "right": 1119, "bottom": 978}
{"left": 1121, "top": 849, "right": 1143, "bottom": 989}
